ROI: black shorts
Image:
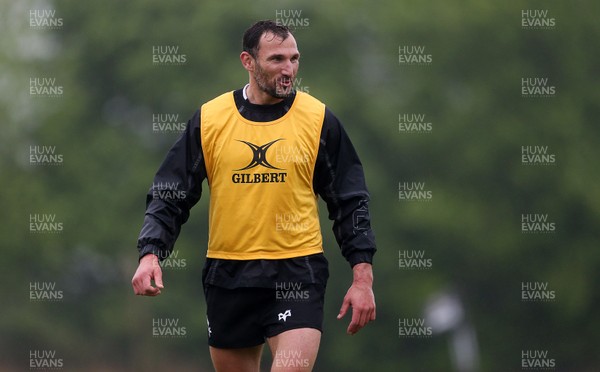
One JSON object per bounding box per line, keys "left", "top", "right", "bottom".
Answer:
{"left": 204, "top": 283, "right": 326, "bottom": 348}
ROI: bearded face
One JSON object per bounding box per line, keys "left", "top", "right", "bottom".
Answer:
{"left": 253, "top": 60, "right": 294, "bottom": 99}
{"left": 247, "top": 32, "right": 300, "bottom": 101}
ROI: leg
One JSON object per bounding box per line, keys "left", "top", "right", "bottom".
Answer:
{"left": 209, "top": 344, "right": 264, "bottom": 372}
{"left": 267, "top": 328, "right": 321, "bottom": 371}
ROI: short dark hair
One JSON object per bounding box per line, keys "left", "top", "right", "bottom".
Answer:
{"left": 242, "top": 20, "right": 292, "bottom": 58}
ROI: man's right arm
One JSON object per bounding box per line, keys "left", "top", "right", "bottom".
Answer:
{"left": 313, "top": 108, "right": 376, "bottom": 267}
{"left": 136, "top": 109, "right": 206, "bottom": 261}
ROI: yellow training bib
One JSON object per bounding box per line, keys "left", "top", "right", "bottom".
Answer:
{"left": 201, "top": 91, "right": 325, "bottom": 260}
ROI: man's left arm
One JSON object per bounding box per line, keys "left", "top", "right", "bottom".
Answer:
{"left": 314, "top": 108, "right": 377, "bottom": 335}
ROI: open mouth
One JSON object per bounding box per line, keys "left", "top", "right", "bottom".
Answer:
{"left": 277, "top": 78, "right": 292, "bottom": 88}
{"left": 274, "top": 77, "right": 294, "bottom": 96}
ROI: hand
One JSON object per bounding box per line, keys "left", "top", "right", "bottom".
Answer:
{"left": 337, "top": 263, "right": 376, "bottom": 335}
{"left": 131, "top": 254, "right": 164, "bottom": 296}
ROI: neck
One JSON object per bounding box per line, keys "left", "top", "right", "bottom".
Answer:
{"left": 245, "top": 82, "right": 284, "bottom": 105}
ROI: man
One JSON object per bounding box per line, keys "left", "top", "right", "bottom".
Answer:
{"left": 132, "top": 20, "right": 376, "bottom": 371}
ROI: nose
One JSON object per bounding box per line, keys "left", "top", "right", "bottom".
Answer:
{"left": 281, "top": 59, "right": 294, "bottom": 76}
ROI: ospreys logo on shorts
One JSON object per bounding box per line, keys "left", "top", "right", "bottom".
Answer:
{"left": 232, "top": 138, "right": 288, "bottom": 184}
{"left": 278, "top": 309, "right": 292, "bottom": 322}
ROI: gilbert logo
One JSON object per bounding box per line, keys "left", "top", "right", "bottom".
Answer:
{"left": 235, "top": 139, "right": 284, "bottom": 170}
{"left": 232, "top": 139, "right": 288, "bottom": 184}
{"left": 278, "top": 309, "right": 292, "bottom": 322}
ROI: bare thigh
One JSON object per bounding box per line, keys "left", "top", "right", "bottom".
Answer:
{"left": 267, "top": 328, "right": 321, "bottom": 371}
{"left": 209, "top": 344, "right": 264, "bottom": 372}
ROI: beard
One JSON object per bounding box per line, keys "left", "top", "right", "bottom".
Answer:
{"left": 253, "top": 62, "right": 294, "bottom": 99}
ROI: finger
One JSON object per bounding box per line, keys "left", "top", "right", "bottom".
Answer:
{"left": 362, "top": 306, "right": 375, "bottom": 327}
{"left": 132, "top": 276, "right": 140, "bottom": 294}
{"left": 351, "top": 304, "right": 375, "bottom": 335}
{"left": 145, "top": 274, "right": 162, "bottom": 295}
{"left": 132, "top": 275, "right": 146, "bottom": 295}
{"left": 347, "top": 307, "right": 362, "bottom": 335}
{"left": 337, "top": 298, "right": 350, "bottom": 320}
{"left": 140, "top": 272, "right": 161, "bottom": 296}
{"left": 358, "top": 308, "right": 369, "bottom": 328}
{"left": 357, "top": 310, "right": 369, "bottom": 333}
{"left": 363, "top": 308, "right": 373, "bottom": 326}
{"left": 348, "top": 321, "right": 360, "bottom": 335}
{"left": 144, "top": 286, "right": 161, "bottom": 296}
{"left": 153, "top": 265, "right": 164, "bottom": 289}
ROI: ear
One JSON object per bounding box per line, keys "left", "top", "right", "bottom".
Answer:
{"left": 240, "top": 51, "right": 254, "bottom": 72}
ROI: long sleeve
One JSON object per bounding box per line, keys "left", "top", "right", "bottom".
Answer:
{"left": 313, "top": 108, "right": 376, "bottom": 267}
{"left": 136, "top": 109, "right": 206, "bottom": 260}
